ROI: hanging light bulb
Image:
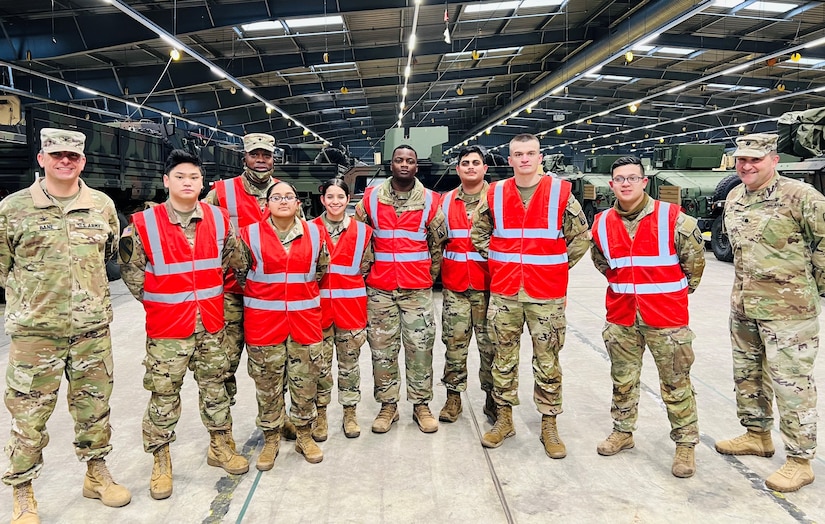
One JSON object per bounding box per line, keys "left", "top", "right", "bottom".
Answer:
{"left": 738, "top": 125, "right": 745, "bottom": 132}
{"left": 456, "top": 86, "right": 464, "bottom": 96}
{"left": 659, "top": 138, "right": 665, "bottom": 143}
{"left": 362, "top": 129, "right": 367, "bottom": 135}
{"left": 628, "top": 103, "right": 638, "bottom": 113}
{"left": 266, "top": 106, "right": 273, "bottom": 115}
{"left": 471, "top": 49, "right": 480, "bottom": 60}
{"left": 303, "top": 128, "right": 310, "bottom": 136}
{"left": 170, "top": 49, "right": 181, "bottom": 61}
{"left": 791, "top": 52, "right": 802, "bottom": 62}
{"left": 625, "top": 51, "right": 633, "bottom": 63}
{"left": 556, "top": 127, "right": 563, "bottom": 135}
{"left": 323, "top": 52, "right": 330, "bottom": 64}
{"left": 349, "top": 108, "right": 357, "bottom": 115}
{"left": 776, "top": 83, "right": 786, "bottom": 92}
{"left": 340, "top": 86, "right": 349, "bottom": 94}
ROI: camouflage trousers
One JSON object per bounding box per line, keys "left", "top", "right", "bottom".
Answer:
{"left": 602, "top": 321, "right": 699, "bottom": 444}
{"left": 441, "top": 288, "right": 494, "bottom": 393}
{"left": 142, "top": 330, "right": 232, "bottom": 453}
{"left": 730, "top": 312, "right": 818, "bottom": 459}
{"left": 223, "top": 292, "right": 245, "bottom": 406}
{"left": 488, "top": 295, "right": 566, "bottom": 415}
{"left": 3, "top": 329, "right": 114, "bottom": 486}
{"left": 367, "top": 286, "right": 435, "bottom": 404}
{"left": 317, "top": 325, "right": 367, "bottom": 407}
{"left": 248, "top": 337, "right": 322, "bottom": 429}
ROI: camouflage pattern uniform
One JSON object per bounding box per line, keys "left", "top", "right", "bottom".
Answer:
{"left": 471, "top": 182, "right": 590, "bottom": 414}
{"left": 725, "top": 171, "right": 825, "bottom": 459}
{"left": 234, "top": 217, "right": 329, "bottom": 428}
{"left": 316, "top": 214, "right": 373, "bottom": 408}
{"left": 591, "top": 195, "right": 705, "bottom": 443}
{"left": 119, "top": 201, "right": 245, "bottom": 453}
{"left": 441, "top": 183, "right": 495, "bottom": 394}
{"left": 354, "top": 179, "right": 447, "bottom": 404}
{"left": 204, "top": 173, "right": 274, "bottom": 405}
{"left": 1, "top": 179, "right": 119, "bottom": 486}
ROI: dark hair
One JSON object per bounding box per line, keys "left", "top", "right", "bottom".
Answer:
{"left": 610, "top": 156, "right": 645, "bottom": 177}
{"left": 165, "top": 149, "right": 201, "bottom": 174}
{"left": 457, "top": 145, "right": 487, "bottom": 163}
{"left": 392, "top": 144, "right": 418, "bottom": 159}
{"left": 320, "top": 178, "right": 350, "bottom": 197}
{"left": 266, "top": 180, "right": 299, "bottom": 199}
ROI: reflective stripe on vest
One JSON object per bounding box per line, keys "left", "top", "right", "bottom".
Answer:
{"left": 320, "top": 288, "right": 368, "bottom": 299}
{"left": 608, "top": 279, "right": 689, "bottom": 295}
{"left": 244, "top": 222, "right": 321, "bottom": 294}
{"left": 374, "top": 251, "right": 430, "bottom": 262}
{"left": 328, "top": 220, "right": 367, "bottom": 276}
{"left": 487, "top": 251, "right": 568, "bottom": 265}
{"left": 596, "top": 203, "right": 680, "bottom": 270}
{"left": 223, "top": 179, "right": 240, "bottom": 231}
{"left": 143, "top": 205, "right": 225, "bottom": 276}
{"left": 368, "top": 187, "right": 432, "bottom": 241}
{"left": 243, "top": 296, "right": 321, "bottom": 311}
{"left": 444, "top": 250, "right": 486, "bottom": 263}
{"left": 442, "top": 193, "right": 470, "bottom": 239}
{"left": 143, "top": 284, "right": 223, "bottom": 303}
{"left": 491, "top": 180, "right": 563, "bottom": 239}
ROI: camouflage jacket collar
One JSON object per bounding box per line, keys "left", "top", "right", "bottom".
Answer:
{"left": 30, "top": 178, "right": 94, "bottom": 211}
{"left": 376, "top": 177, "right": 426, "bottom": 207}
{"left": 164, "top": 199, "right": 204, "bottom": 226}
{"left": 456, "top": 181, "right": 489, "bottom": 204}
{"left": 267, "top": 215, "right": 304, "bottom": 245}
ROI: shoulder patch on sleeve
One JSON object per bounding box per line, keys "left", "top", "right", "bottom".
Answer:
{"left": 118, "top": 229, "right": 134, "bottom": 264}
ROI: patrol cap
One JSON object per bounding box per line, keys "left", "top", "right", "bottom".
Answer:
{"left": 40, "top": 127, "right": 86, "bottom": 155}
{"left": 732, "top": 133, "right": 778, "bottom": 158}
{"left": 243, "top": 133, "right": 276, "bottom": 153}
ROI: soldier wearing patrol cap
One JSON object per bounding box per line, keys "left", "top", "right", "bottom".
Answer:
{"left": 715, "top": 133, "right": 824, "bottom": 492}
{"left": 1, "top": 128, "right": 131, "bottom": 523}
{"left": 204, "top": 133, "right": 289, "bottom": 437}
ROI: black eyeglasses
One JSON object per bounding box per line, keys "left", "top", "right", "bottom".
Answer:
{"left": 48, "top": 151, "right": 82, "bottom": 162}
{"left": 268, "top": 195, "right": 297, "bottom": 202}
{"left": 612, "top": 176, "right": 644, "bottom": 184}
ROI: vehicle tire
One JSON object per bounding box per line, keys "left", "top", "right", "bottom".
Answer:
{"left": 711, "top": 214, "right": 733, "bottom": 262}
{"left": 106, "top": 211, "right": 129, "bottom": 282}
{"left": 712, "top": 174, "right": 741, "bottom": 203}
{"left": 583, "top": 201, "right": 596, "bottom": 227}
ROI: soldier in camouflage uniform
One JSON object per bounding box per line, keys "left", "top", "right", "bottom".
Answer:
{"left": 590, "top": 156, "right": 705, "bottom": 478}
{"left": 437, "top": 146, "right": 495, "bottom": 424}
{"left": 310, "top": 179, "right": 374, "bottom": 440}
{"left": 1, "top": 129, "right": 131, "bottom": 524}
{"left": 354, "top": 145, "right": 448, "bottom": 434}
{"left": 120, "top": 150, "right": 249, "bottom": 501}
{"left": 232, "top": 181, "right": 329, "bottom": 466}
{"left": 203, "top": 133, "right": 277, "bottom": 409}
{"left": 715, "top": 134, "right": 824, "bottom": 492}
{"left": 471, "top": 133, "right": 590, "bottom": 459}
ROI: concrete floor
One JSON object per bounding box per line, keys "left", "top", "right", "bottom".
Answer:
{"left": 1, "top": 253, "right": 824, "bottom": 523}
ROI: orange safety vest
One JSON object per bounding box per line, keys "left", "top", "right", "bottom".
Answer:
{"left": 363, "top": 185, "right": 437, "bottom": 291}
{"left": 213, "top": 176, "right": 270, "bottom": 295}
{"left": 242, "top": 219, "right": 323, "bottom": 345}
{"left": 132, "top": 203, "right": 228, "bottom": 339}
{"left": 311, "top": 217, "right": 372, "bottom": 330}
{"left": 591, "top": 201, "right": 689, "bottom": 328}
{"left": 440, "top": 188, "right": 489, "bottom": 292}
{"left": 487, "top": 176, "right": 570, "bottom": 299}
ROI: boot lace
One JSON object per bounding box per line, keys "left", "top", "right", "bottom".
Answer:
{"left": 155, "top": 446, "right": 171, "bottom": 476}
{"left": 541, "top": 419, "right": 561, "bottom": 444}
{"left": 445, "top": 394, "right": 461, "bottom": 411}
{"left": 90, "top": 459, "right": 114, "bottom": 484}
{"left": 378, "top": 404, "right": 396, "bottom": 420}
{"left": 675, "top": 446, "right": 693, "bottom": 463}
{"left": 15, "top": 484, "right": 34, "bottom": 514}
{"left": 605, "top": 431, "right": 630, "bottom": 446}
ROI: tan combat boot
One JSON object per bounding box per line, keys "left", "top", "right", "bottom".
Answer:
{"left": 82, "top": 458, "right": 132, "bottom": 507}
{"left": 256, "top": 430, "right": 280, "bottom": 471}
{"left": 597, "top": 431, "right": 635, "bottom": 456}
{"left": 672, "top": 444, "right": 696, "bottom": 478}
{"left": 765, "top": 457, "right": 815, "bottom": 492}
{"left": 282, "top": 407, "right": 297, "bottom": 441}
{"left": 295, "top": 425, "right": 324, "bottom": 464}
{"left": 11, "top": 481, "right": 38, "bottom": 524}
{"left": 439, "top": 391, "right": 463, "bottom": 423}
{"left": 207, "top": 430, "right": 250, "bottom": 475}
{"left": 483, "top": 391, "right": 497, "bottom": 424}
{"left": 714, "top": 429, "right": 774, "bottom": 457}
{"left": 413, "top": 404, "right": 439, "bottom": 433}
{"left": 540, "top": 415, "right": 566, "bottom": 459}
{"left": 342, "top": 406, "right": 360, "bottom": 438}
{"left": 150, "top": 444, "right": 173, "bottom": 500}
{"left": 371, "top": 403, "right": 400, "bottom": 434}
{"left": 481, "top": 406, "right": 515, "bottom": 448}
{"left": 312, "top": 406, "right": 328, "bottom": 442}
